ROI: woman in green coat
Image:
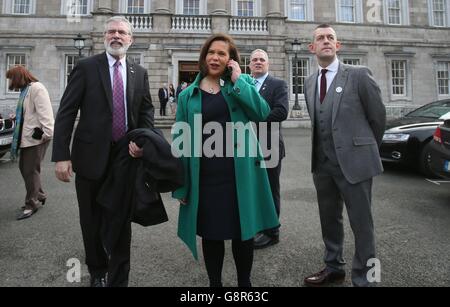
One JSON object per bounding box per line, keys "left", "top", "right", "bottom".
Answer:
{"left": 172, "top": 33, "right": 279, "bottom": 287}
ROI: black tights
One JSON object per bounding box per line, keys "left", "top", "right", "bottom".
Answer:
{"left": 201, "top": 239, "right": 253, "bottom": 287}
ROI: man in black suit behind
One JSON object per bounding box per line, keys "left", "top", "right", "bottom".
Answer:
{"left": 250, "top": 49, "right": 289, "bottom": 249}
{"left": 52, "top": 16, "right": 154, "bottom": 287}
{"left": 158, "top": 83, "right": 168, "bottom": 116}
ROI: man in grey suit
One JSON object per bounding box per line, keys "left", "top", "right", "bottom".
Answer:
{"left": 303, "top": 24, "right": 386, "bottom": 287}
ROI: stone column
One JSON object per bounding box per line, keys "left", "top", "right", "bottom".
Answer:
{"left": 153, "top": 0, "right": 170, "bottom": 14}
{"left": 96, "top": 0, "right": 113, "bottom": 13}
{"left": 211, "top": 0, "right": 229, "bottom": 33}
{"left": 267, "top": 0, "right": 282, "bottom": 17}
{"left": 211, "top": 0, "right": 228, "bottom": 15}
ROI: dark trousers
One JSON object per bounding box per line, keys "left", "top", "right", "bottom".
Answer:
{"left": 19, "top": 141, "right": 50, "bottom": 209}
{"left": 75, "top": 175, "right": 132, "bottom": 287}
{"left": 264, "top": 159, "right": 282, "bottom": 236}
{"left": 312, "top": 158, "right": 375, "bottom": 287}
{"left": 159, "top": 100, "right": 167, "bottom": 116}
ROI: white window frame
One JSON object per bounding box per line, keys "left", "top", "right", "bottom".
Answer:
{"left": 2, "top": 0, "right": 36, "bottom": 15}
{"left": 436, "top": 61, "right": 450, "bottom": 97}
{"left": 61, "top": 0, "right": 94, "bottom": 16}
{"left": 342, "top": 58, "right": 361, "bottom": 66}
{"left": 240, "top": 55, "right": 251, "bottom": 74}
{"left": 335, "top": 0, "right": 363, "bottom": 23}
{"left": 5, "top": 53, "right": 27, "bottom": 94}
{"left": 428, "top": 0, "right": 450, "bottom": 27}
{"left": 119, "top": 0, "right": 151, "bottom": 14}
{"left": 383, "top": 0, "right": 410, "bottom": 25}
{"left": 387, "top": 58, "right": 412, "bottom": 100}
{"left": 63, "top": 54, "right": 79, "bottom": 89}
{"left": 231, "top": 0, "right": 262, "bottom": 17}
{"left": 175, "top": 0, "right": 207, "bottom": 15}
{"left": 289, "top": 55, "right": 312, "bottom": 100}
{"left": 285, "top": 0, "right": 314, "bottom": 21}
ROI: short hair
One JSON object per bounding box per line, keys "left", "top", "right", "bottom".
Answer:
{"left": 198, "top": 33, "right": 240, "bottom": 77}
{"left": 312, "top": 23, "right": 337, "bottom": 41}
{"left": 250, "top": 49, "right": 269, "bottom": 62}
{"left": 104, "top": 16, "right": 134, "bottom": 36}
{"left": 6, "top": 66, "right": 38, "bottom": 90}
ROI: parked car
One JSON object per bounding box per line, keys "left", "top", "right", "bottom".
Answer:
{"left": 0, "top": 114, "right": 15, "bottom": 159}
{"left": 428, "top": 115, "right": 450, "bottom": 179}
{"left": 380, "top": 99, "right": 450, "bottom": 176}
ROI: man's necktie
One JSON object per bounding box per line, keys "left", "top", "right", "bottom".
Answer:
{"left": 112, "top": 60, "right": 126, "bottom": 142}
{"left": 254, "top": 79, "right": 261, "bottom": 92}
{"left": 320, "top": 69, "right": 328, "bottom": 103}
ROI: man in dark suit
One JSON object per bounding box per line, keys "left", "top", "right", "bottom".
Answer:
{"left": 52, "top": 16, "right": 154, "bottom": 287}
{"left": 158, "top": 83, "right": 168, "bottom": 116}
{"left": 249, "top": 49, "right": 289, "bottom": 249}
{"left": 303, "top": 24, "right": 386, "bottom": 287}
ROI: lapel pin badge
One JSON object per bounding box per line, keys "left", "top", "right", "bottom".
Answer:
{"left": 336, "top": 87, "right": 343, "bottom": 93}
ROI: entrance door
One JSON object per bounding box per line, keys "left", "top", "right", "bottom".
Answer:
{"left": 179, "top": 61, "right": 199, "bottom": 85}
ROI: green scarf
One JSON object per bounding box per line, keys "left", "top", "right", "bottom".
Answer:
{"left": 10, "top": 86, "right": 30, "bottom": 161}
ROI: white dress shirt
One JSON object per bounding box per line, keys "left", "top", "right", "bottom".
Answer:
{"left": 254, "top": 72, "right": 269, "bottom": 92}
{"left": 317, "top": 57, "right": 339, "bottom": 97}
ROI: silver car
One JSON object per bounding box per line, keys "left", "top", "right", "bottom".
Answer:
{"left": 0, "top": 115, "right": 15, "bottom": 159}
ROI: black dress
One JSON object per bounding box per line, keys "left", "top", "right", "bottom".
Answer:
{"left": 197, "top": 90, "right": 241, "bottom": 240}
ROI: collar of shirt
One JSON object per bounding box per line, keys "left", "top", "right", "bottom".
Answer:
{"left": 317, "top": 57, "right": 339, "bottom": 93}
{"left": 318, "top": 57, "right": 339, "bottom": 74}
{"left": 107, "top": 52, "right": 126, "bottom": 69}
{"left": 254, "top": 72, "right": 269, "bottom": 91}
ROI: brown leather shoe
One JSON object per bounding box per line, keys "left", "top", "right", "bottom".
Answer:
{"left": 304, "top": 268, "right": 345, "bottom": 287}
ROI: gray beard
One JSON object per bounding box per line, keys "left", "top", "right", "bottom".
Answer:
{"left": 104, "top": 41, "right": 130, "bottom": 58}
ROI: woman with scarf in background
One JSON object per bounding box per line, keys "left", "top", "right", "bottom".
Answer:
{"left": 6, "top": 66, "right": 54, "bottom": 220}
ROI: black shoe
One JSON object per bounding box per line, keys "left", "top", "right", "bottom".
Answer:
{"left": 16, "top": 208, "right": 38, "bottom": 220}
{"left": 90, "top": 276, "right": 107, "bottom": 287}
{"left": 253, "top": 233, "right": 279, "bottom": 249}
{"left": 303, "top": 268, "right": 346, "bottom": 287}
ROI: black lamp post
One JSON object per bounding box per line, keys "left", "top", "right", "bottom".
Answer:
{"left": 292, "top": 39, "right": 302, "bottom": 111}
{"left": 73, "top": 33, "right": 86, "bottom": 58}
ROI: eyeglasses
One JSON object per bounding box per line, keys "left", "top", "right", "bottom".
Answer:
{"left": 105, "top": 29, "right": 131, "bottom": 36}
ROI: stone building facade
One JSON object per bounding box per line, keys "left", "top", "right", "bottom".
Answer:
{"left": 1, "top": 0, "right": 450, "bottom": 120}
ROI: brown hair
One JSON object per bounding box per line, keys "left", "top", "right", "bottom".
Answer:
{"left": 6, "top": 66, "right": 38, "bottom": 90}
{"left": 198, "top": 33, "right": 240, "bottom": 77}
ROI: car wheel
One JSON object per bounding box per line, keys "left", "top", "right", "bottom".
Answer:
{"left": 419, "top": 142, "right": 434, "bottom": 178}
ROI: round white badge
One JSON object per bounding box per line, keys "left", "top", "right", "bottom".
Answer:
{"left": 336, "top": 87, "right": 343, "bottom": 93}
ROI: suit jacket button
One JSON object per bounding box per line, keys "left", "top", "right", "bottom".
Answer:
{"left": 255, "top": 161, "right": 261, "bottom": 167}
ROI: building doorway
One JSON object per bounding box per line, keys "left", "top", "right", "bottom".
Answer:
{"left": 179, "top": 61, "right": 199, "bottom": 85}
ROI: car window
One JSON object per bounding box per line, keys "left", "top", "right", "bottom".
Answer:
{"left": 407, "top": 101, "right": 450, "bottom": 119}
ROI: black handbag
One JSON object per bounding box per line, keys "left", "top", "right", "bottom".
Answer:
{"left": 32, "top": 127, "right": 44, "bottom": 140}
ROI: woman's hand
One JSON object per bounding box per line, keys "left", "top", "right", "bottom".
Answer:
{"left": 228, "top": 59, "right": 242, "bottom": 84}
